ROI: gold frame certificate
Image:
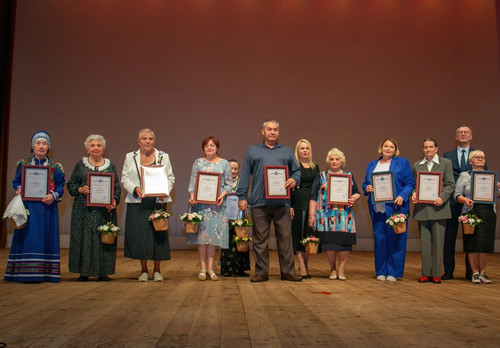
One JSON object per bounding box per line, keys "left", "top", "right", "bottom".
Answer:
{"left": 416, "top": 171, "right": 443, "bottom": 204}
{"left": 264, "top": 166, "right": 290, "bottom": 199}
{"left": 471, "top": 170, "right": 497, "bottom": 204}
{"left": 371, "top": 171, "right": 395, "bottom": 204}
{"left": 87, "top": 172, "right": 114, "bottom": 207}
{"left": 140, "top": 165, "right": 170, "bottom": 197}
{"left": 21, "top": 165, "right": 50, "bottom": 201}
{"left": 327, "top": 173, "right": 352, "bottom": 205}
{"left": 194, "top": 171, "right": 222, "bottom": 204}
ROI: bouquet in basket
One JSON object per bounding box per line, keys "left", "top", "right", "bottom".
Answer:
{"left": 385, "top": 213, "right": 408, "bottom": 227}
{"left": 458, "top": 213, "right": 483, "bottom": 226}
{"left": 148, "top": 209, "right": 171, "bottom": 221}
{"left": 233, "top": 236, "right": 253, "bottom": 243}
{"left": 180, "top": 212, "right": 203, "bottom": 224}
{"left": 300, "top": 236, "right": 320, "bottom": 245}
{"left": 230, "top": 218, "right": 254, "bottom": 227}
{"left": 97, "top": 222, "right": 121, "bottom": 236}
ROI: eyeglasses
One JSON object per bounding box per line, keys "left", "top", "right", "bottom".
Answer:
{"left": 204, "top": 144, "right": 216, "bottom": 148}
{"left": 456, "top": 130, "right": 470, "bottom": 134}
{"left": 473, "top": 156, "right": 485, "bottom": 160}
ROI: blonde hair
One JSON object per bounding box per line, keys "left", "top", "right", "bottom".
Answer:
{"left": 326, "top": 148, "right": 346, "bottom": 168}
{"left": 469, "top": 150, "right": 485, "bottom": 162}
{"left": 294, "top": 139, "right": 316, "bottom": 169}
{"left": 377, "top": 138, "right": 400, "bottom": 157}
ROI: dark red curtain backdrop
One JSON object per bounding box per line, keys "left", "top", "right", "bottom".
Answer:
{"left": 5, "top": 0, "right": 500, "bottom": 250}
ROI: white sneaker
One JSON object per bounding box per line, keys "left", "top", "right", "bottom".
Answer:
{"left": 376, "top": 275, "right": 386, "bottom": 281}
{"left": 479, "top": 273, "right": 492, "bottom": 284}
{"left": 153, "top": 272, "right": 164, "bottom": 282}
{"left": 138, "top": 272, "right": 149, "bottom": 282}
{"left": 386, "top": 275, "right": 397, "bottom": 282}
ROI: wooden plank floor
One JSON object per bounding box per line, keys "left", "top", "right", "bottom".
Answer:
{"left": 1, "top": 249, "right": 500, "bottom": 347}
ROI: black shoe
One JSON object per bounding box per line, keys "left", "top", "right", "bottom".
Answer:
{"left": 97, "top": 275, "right": 111, "bottom": 282}
{"left": 77, "top": 275, "right": 89, "bottom": 282}
{"left": 237, "top": 271, "right": 250, "bottom": 277}
{"left": 465, "top": 272, "right": 472, "bottom": 281}
{"left": 281, "top": 274, "right": 303, "bottom": 282}
{"left": 441, "top": 272, "right": 453, "bottom": 280}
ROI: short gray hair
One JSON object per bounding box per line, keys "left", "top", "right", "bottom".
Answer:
{"left": 84, "top": 134, "right": 106, "bottom": 150}
{"left": 326, "top": 148, "right": 346, "bottom": 167}
{"left": 262, "top": 119, "right": 280, "bottom": 129}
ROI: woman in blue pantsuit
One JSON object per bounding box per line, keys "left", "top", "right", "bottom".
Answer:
{"left": 362, "top": 138, "right": 415, "bottom": 281}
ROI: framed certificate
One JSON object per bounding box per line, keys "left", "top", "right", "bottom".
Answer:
{"left": 87, "top": 172, "right": 114, "bottom": 207}
{"left": 194, "top": 171, "right": 222, "bottom": 204}
{"left": 264, "top": 166, "right": 290, "bottom": 199}
{"left": 225, "top": 194, "right": 239, "bottom": 220}
{"left": 471, "top": 170, "right": 497, "bottom": 204}
{"left": 371, "top": 171, "right": 395, "bottom": 204}
{"left": 140, "top": 165, "right": 170, "bottom": 197}
{"left": 21, "top": 165, "right": 50, "bottom": 201}
{"left": 415, "top": 171, "right": 443, "bottom": 204}
{"left": 327, "top": 173, "right": 352, "bottom": 205}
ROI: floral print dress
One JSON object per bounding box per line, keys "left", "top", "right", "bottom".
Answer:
{"left": 187, "top": 158, "right": 232, "bottom": 248}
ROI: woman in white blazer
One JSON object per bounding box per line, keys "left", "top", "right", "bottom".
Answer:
{"left": 121, "top": 128, "right": 175, "bottom": 282}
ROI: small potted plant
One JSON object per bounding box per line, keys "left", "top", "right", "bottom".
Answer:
{"left": 458, "top": 213, "right": 483, "bottom": 235}
{"left": 180, "top": 212, "right": 203, "bottom": 233}
{"left": 97, "top": 222, "right": 121, "bottom": 244}
{"left": 301, "top": 236, "right": 320, "bottom": 255}
{"left": 386, "top": 213, "right": 409, "bottom": 234}
{"left": 149, "top": 209, "right": 171, "bottom": 231}
{"left": 231, "top": 218, "right": 254, "bottom": 238}
{"left": 233, "top": 235, "right": 252, "bottom": 251}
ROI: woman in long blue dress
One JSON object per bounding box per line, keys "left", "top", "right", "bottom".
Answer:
{"left": 188, "top": 136, "right": 232, "bottom": 281}
{"left": 4, "top": 131, "right": 65, "bottom": 283}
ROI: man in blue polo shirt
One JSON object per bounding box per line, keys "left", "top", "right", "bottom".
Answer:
{"left": 236, "top": 120, "right": 302, "bottom": 282}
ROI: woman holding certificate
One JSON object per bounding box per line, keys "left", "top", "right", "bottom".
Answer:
{"left": 291, "top": 139, "right": 320, "bottom": 278}
{"left": 411, "top": 138, "right": 455, "bottom": 284}
{"left": 454, "top": 150, "right": 500, "bottom": 284}
{"left": 188, "top": 136, "right": 232, "bottom": 281}
{"left": 4, "top": 131, "right": 65, "bottom": 283}
{"left": 308, "top": 148, "right": 359, "bottom": 280}
{"left": 362, "top": 138, "right": 415, "bottom": 282}
{"left": 67, "top": 134, "right": 121, "bottom": 281}
{"left": 121, "top": 129, "right": 175, "bottom": 282}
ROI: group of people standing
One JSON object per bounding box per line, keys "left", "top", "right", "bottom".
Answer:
{"left": 3, "top": 123, "right": 498, "bottom": 285}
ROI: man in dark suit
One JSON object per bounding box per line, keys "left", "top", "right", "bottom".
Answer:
{"left": 442, "top": 125, "right": 484, "bottom": 280}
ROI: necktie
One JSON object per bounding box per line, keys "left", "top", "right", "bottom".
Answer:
{"left": 460, "top": 149, "right": 466, "bottom": 172}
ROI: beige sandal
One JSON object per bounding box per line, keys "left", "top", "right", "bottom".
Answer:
{"left": 208, "top": 270, "right": 219, "bottom": 281}
{"left": 329, "top": 270, "right": 338, "bottom": 280}
{"left": 198, "top": 270, "right": 207, "bottom": 281}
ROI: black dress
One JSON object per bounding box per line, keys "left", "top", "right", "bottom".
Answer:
{"left": 464, "top": 204, "right": 496, "bottom": 253}
{"left": 291, "top": 164, "right": 320, "bottom": 252}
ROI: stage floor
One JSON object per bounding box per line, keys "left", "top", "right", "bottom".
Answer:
{"left": 1, "top": 249, "right": 499, "bottom": 347}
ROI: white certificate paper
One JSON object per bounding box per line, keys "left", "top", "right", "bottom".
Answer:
{"left": 416, "top": 172, "right": 442, "bottom": 203}
{"left": 195, "top": 172, "right": 221, "bottom": 204}
{"left": 141, "top": 165, "right": 170, "bottom": 197}
{"left": 328, "top": 174, "right": 351, "bottom": 205}
{"left": 88, "top": 173, "right": 113, "bottom": 206}
{"left": 22, "top": 166, "right": 49, "bottom": 200}
{"left": 225, "top": 194, "right": 239, "bottom": 220}
{"left": 264, "top": 166, "right": 290, "bottom": 199}
{"left": 471, "top": 171, "right": 497, "bottom": 204}
{"left": 372, "top": 171, "right": 394, "bottom": 203}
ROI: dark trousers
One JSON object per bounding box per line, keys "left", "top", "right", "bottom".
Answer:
{"left": 443, "top": 199, "right": 471, "bottom": 276}
{"left": 251, "top": 205, "right": 296, "bottom": 276}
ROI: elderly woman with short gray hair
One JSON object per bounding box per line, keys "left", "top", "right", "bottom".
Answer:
{"left": 67, "top": 134, "right": 121, "bottom": 281}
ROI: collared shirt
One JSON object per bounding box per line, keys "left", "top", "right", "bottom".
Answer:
{"left": 419, "top": 154, "right": 440, "bottom": 171}
{"left": 236, "top": 141, "right": 301, "bottom": 208}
